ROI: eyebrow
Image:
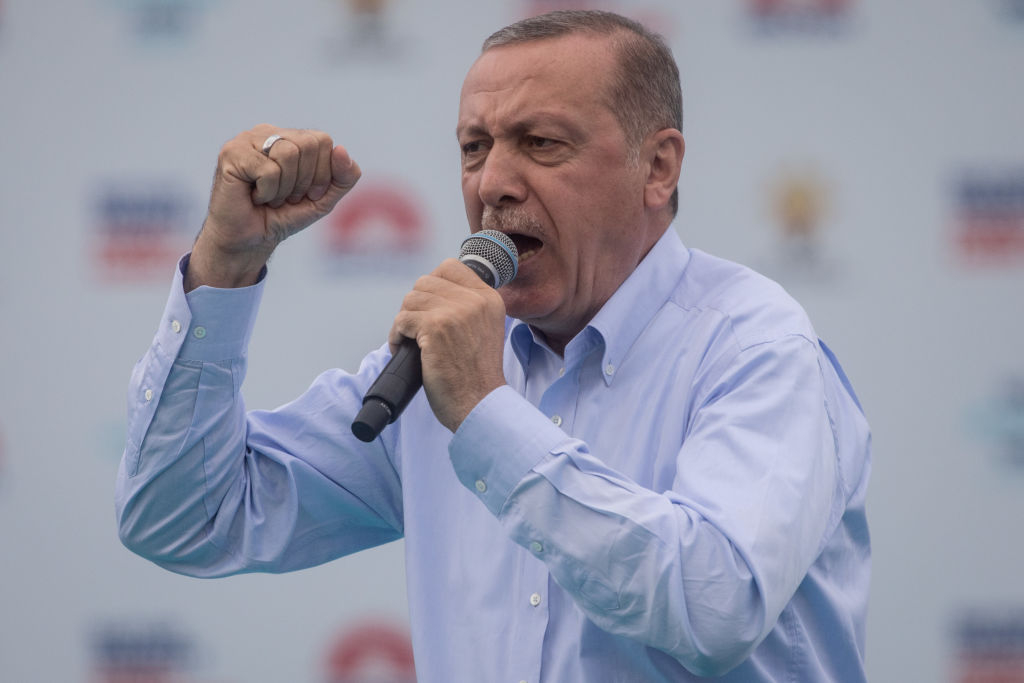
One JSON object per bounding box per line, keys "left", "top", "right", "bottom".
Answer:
{"left": 456, "top": 113, "right": 585, "bottom": 141}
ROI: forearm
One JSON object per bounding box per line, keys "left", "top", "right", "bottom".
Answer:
{"left": 115, "top": 260, "right": 404, "bottom": 576}
{"left": 116, "top": 357, "right": 251, "bottom": 576}
{"left": 115, "top": 258, "right": 268, "bottom": 575}
{"left": 499, "top": 446, "right": 768, "bottom": 675}
{"left": 449, "top": 369, "right": 837, "bottom": 676}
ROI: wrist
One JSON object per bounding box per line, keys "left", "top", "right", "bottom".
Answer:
{"left": 184, "top": 229, "right": 271, "bottom": 292}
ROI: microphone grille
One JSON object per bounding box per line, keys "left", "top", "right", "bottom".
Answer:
{"left": 459, "top": 230, "right": 519, "bottom": 288}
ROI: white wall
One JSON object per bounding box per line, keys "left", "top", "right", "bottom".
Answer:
{"left": 1, "top": 1, "right": 1023, "bottom": 681}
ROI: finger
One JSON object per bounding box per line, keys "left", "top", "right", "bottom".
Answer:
{"left": 263, "top": 138, "right": 299, "bottom": 207}
{"left": 413, "top": 260, "right": 492, "bottom": 295}
{"left": 286, "top": 130, "right": 322, "bottom": 204}
{"left": 251, "top": 160, "right": 282, "bottom": 205}
{"left": 308, "top": 131, "right": 335, "bottom": 201}
{"left": 221, "top": 138, "right": 282, "bottom": 206}
{"left": 388, "top": 311, "right": 419, "bottom": 355}
{"left": 311, "top": 145, "right": 362, "bottom": 212}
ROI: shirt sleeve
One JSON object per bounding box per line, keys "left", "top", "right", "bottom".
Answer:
{"left": 447, "top": 334, "right": 840, "bottom": 677}
{"left": 115, "top": 255, "right": 405, "bottom": 578}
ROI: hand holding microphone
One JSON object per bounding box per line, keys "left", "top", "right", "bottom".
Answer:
{"left": 352, "top": 231, "right": 519, "bottom": 441}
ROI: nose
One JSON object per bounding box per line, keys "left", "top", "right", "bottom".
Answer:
{"left": 476, "top": 143, "right": 527, "bottom": 207}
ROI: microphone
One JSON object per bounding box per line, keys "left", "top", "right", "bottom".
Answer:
{"left": 351, "top": 230, "right": 519, "bottom": 442}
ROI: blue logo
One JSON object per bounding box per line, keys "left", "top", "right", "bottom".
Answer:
{"left": 952, "top": 169, "right": 1024, "bottom": 266}
{"left": 90, "top": 621, "right": 198, "bottom": 682}
{"left": 952, "top": 609, "right": 1024, "bottom": 681}
{"left": 746, "top": 0, "right": 855, "bottom": 36}
{"left": 91, "top": 182, "right": 196, "bottom": 281}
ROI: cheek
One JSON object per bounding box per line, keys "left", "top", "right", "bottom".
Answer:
{"left": 462, "top": 179, "right": 483, "bottom": 224}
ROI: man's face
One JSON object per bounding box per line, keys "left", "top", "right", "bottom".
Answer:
{"left": 457, "top": 33, "right": 658, "bottom": 349}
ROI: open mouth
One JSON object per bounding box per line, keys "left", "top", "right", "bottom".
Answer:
{"left": 508, "top": 233, "right": 543, "bottom": 263}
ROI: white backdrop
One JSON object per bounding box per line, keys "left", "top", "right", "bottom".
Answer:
{"left": 2, "top": 0, "right": 1023, "bottom": 681}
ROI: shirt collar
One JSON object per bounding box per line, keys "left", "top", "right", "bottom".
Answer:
{"left": 507, "top": 226, "right": 690, "bottom": 385}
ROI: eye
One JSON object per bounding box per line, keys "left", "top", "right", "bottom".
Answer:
{"left": 526, "top": 136, "right": 555, "bottom": 149}
{"left": 461, "top": 140, "right": 487, "bottom": 157}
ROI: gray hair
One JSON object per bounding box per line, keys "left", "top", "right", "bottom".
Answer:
{"left": 482, "top": 10, "right": 683, "bottom": 214}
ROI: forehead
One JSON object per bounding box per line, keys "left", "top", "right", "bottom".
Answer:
{"left": 458, "top": 34, "right": 620, "bottom": 128}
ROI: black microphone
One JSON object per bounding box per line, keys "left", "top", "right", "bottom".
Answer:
{"left": 351, "top": 230, "right": 519, "bottom": 442}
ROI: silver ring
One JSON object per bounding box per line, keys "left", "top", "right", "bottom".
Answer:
{"left": 261, "top": 134, "right": 284, "bottom": 156}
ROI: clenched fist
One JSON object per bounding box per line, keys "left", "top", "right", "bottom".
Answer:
{"left": 186, "top": 124, "right": 361, "bottom": 291}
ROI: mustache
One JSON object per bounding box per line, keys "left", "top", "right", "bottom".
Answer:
{"left": 481, "top": 206, "right": 544, "bottom": 236}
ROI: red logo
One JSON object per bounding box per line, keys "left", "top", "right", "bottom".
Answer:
{"left": 325, "top": 181, "right": 427, "bottom": 256}
{"left": 325, "top": 619, "right": 415, "bottom": 683}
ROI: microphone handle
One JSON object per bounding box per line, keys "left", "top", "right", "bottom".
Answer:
{"left": 351, "top": 337, "right": 423, "bottom": 443}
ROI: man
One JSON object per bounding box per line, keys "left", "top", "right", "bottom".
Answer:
{"left": 117, "top": 10, "right": 871, "bottom": 682}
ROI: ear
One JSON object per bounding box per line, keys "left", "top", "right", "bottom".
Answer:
{"left": 643, "top": 129, "right": 684, "bottom": 212}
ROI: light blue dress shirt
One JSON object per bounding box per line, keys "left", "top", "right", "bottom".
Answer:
{"left": 117, "top": 227, "right": 871, "bottom": 681}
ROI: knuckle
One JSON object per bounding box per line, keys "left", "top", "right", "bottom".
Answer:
{"left": 276, "top": 141, "right": 300, "bottom": 163}
{"left": 297, "top": 129, "right": 320, "bottom": 148}
{"left": 310, "top": 129, "right": 333, "bottom": 148}
{"left": 219, "top": 138, "right": 244, "bottom": 164}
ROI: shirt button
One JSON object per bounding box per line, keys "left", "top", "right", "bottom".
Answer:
{"left": 605, "top": 363, "right": 616, "bottom": 376}
{"left": 550, "top": 415, "right": 562, "bottom": 427}
{"left": 529, "top": 592, "right": 542, "bottom": 607}
{"left": 530, "top": 541, "right": 543, "bottom": 554}
{"left": 193, "top": 326, "right": 207, "bottom": 339}
{"left": 171, "top": 320, "right": 182, "bottom": 333}
{"left": 558, "top": 367, "right": 565, "bottom": 377}
{"left": 144, "top": 389, "right": 153, "bottom": 401}
{"left": 475, "top": 479, "right": 487, "bottom": 493}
